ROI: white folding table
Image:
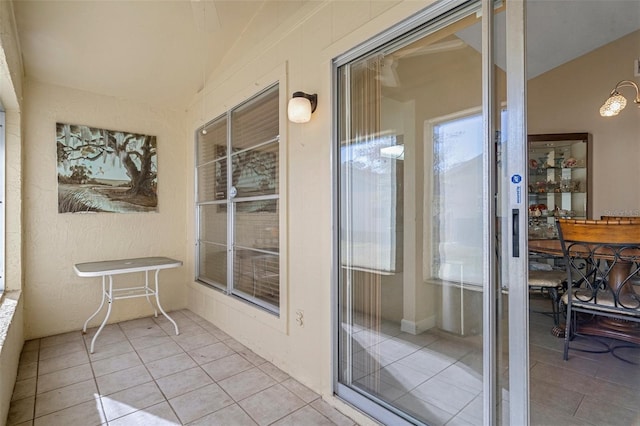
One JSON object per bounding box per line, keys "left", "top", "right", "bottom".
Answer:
{"left": 74, "top": 256, "right": 182, "bottom": 353}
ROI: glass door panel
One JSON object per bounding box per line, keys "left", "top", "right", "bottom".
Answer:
{"left": 335, "top": 0, "right": 522, "bottom": 423}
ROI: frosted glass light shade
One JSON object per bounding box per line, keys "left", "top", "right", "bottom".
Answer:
{"left": 599, "top": 93, "right": 627, "bottom": 117}
{"left": 288, "top": 97, "right": 312, "bottom": 123}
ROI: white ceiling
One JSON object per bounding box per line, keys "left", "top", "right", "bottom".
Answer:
{"left": 12, "top": 0, "right": 640, "bottom": 111}
{"left": 457, "top": 0, "right": 640, "bottom": 80}
{"left": 13, "top": 0, "right": 271, "bottom": 110}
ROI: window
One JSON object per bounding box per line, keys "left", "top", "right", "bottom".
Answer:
{"left": 195, "top": 84, "right": 280, "bottom": 313}
{"left": 340, "top": 132, "right": 402, "bottom": 273}
{"left": 429, "top": 110, "right": 484, "bottom": 286}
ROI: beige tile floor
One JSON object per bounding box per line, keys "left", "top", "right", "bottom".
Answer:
{"left": 341, "top": 295, "right": 640, "bottom": 425}
{"left": 527, "top": 296, "right": 640, "bottom": 426}
{"left": 8, "top": 299, "right": 640, "bottom": 426}
{"left": 7, "top": 310, "right": 357, "bottom": 426}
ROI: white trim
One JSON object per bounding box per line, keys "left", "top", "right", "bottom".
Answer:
{"left": 505, "top": 0, "right": 529, "bottom": 424}
{"left": 400, "top": 316, "right": 435, "bottom": 335}
{"left": 194, "top": 63, "right": 288, "bottom": 330}
{"left": 0, "top": 110, "right": 5, "bottom": 294}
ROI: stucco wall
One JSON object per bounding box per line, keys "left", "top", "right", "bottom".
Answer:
{"left": 23, "top": 81, "right": 189, "bottom": 339}
{"left": 528, "top": 30, "right": 640, "bottom": 218}
{"left": 185, "top": 0, "right": 431, "bottom": 416}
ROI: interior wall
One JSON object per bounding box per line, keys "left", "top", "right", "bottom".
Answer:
{"left": 528, "top": 30, "right": 640, "bottom": 218}
{"left": 185, "top": 0, "right": 430, "bottom": 416}
{"left": 22, "top": 80, "right": 189, "bottom": 339}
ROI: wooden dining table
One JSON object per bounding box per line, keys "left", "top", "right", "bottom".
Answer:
{"left": 529, "top": 238, "right": 640, "bottom": 343}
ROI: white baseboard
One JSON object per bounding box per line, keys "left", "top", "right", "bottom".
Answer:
{"left": 400, "top": 316, "right": 435, "bottom": 335}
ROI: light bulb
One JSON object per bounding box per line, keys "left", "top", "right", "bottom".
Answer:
{"left": 600, "top": 93, "right": 627, "bottom": 117}
{"left": 288, "top": 97, "right": 312, "bottom": 123}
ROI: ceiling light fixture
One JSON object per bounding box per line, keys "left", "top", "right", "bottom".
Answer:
{"left": 599, "top": 80, "right": 640, "bottom": 117}
{"left": 288, "top": 92, "right": 317, "bottom": 123}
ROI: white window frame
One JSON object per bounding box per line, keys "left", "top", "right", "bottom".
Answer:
{"left": 195, "top": 83, "right": 283, "bottom": 315}
{"left": 0, "top": 110, "right": 5, "bottom": 294}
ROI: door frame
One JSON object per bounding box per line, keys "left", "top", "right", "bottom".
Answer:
{"left": 503, "top": 0, "right": 529, "bottom": 423}
{"left": 331, "top": 0, "right": 529, "bottom": 424}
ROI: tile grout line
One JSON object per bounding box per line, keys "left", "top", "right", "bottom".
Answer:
{"left": 16, "top": 312, "right": 345, "bottom": 426}
{"left": 121, "top": 318, "right": 183, "bottom": 425}
{"left": 32, "top": 338, "right": 41, "bottom": 424}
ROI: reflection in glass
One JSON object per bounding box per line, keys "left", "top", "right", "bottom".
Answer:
{"left": 233, "top": 249, "right": 279, "bottom": 307}
{"left": 231, "top": 141, "right": 279, "bottom": 198}
{"left": 336, "top": 3, "right": 495, "bottom": 424}
{"left": 235, "top": 200, "right": 279, "bottom": 249}
{"left": 198, "top": 242, "right": 227, "bottom": 287}
{"left": 197, "top": 158, "right": 227, "bottom": 202}
{"left": 199, "top": 204, "right": 227, "bottom": 244}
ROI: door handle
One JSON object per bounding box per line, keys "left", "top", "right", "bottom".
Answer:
{"left": 512, "top": 208, "right": 520, "bottom": 257}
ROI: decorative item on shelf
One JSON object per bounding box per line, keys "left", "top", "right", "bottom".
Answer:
{"left": 546, "top": 180, "right": 559, "bottom": 193}
{"left": 559, "top": 179, "right": 582, "bottom": 193}
{"left": 599, "top": 80, "right": 640, "bottom": 117}
{"left": 528, "top": 223, "right": 542, "bottom": 238}
{"left": 552, "top": 208, "right": 574, "bottom": 218}
{"left": 544, "top": 223, "right": 558, "bottom": 239}
{"left": 537, "top": 157, "right": 550, "bottom": 172}
{"left": 529, "top": 204, "right": 547, "bottom": 217}
{"left": 561, "top": 157, "right": 577, "bottom": 168}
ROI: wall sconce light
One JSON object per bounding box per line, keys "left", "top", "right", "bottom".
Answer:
{"left": 288, "top": 91, "right": 317, "bottom": 123}
{"left": 599, "top": 80, "right": 640, "bottom": 117}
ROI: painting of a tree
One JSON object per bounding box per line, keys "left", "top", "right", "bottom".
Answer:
{"left": 56, "top": 123, "right": 158, "bottom": 213}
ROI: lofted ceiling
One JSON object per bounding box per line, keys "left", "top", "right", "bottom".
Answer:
{"left": 12, "top": 0, "right": 640, "bottom": 111}
{"left": 381, "top": 1, "right": 640, "bottom": 98}
{"left": 12, "top": 0, "right": 274, "bottom": 110}
{"left": 458, "top": 0, "right": 640, "bottom": 80}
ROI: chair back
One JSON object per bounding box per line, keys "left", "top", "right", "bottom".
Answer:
{"left": 558, "top": 219, "right": 640, "bottom": 245}
{"left": 557, "top": 219, "right": 640, "bottom": 362}
{"left": 557, "top": 218, "right": 640, "bottom": 311}
{"left": 600, "top": 215, "right": 640, "bottom": 223}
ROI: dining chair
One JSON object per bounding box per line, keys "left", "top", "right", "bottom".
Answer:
{"left": 557, "top": 219, "right": 640, "bottom": 363}
{"left": 528, "top": 270, "right": 566, "bottom": 325}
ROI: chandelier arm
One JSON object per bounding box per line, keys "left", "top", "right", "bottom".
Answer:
{"left": 613, "top": 80, "right": 640, "bottom": 104}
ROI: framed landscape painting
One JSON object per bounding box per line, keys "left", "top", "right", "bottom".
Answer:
{"left": 56, "top": 123, "right": 158, "bottom": 213}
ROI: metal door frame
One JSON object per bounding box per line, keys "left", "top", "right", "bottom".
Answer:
{"left": 331, "top": 0, "right": 528, "bottom": 424}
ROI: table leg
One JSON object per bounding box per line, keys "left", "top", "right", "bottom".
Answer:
{"left": 144, "top": 270, "right": 158, "bottom": 317}
{"left": 90, "top": 275, "right": 114, "bottom": 354}
{"left": 598, "top": 260, "right": 640, "bottom": 333}
{"left": 83, "top": 275, "right": 107, "bottom": 334}
{"left": 154, "top": 269, "right": 179, "bottom": 335}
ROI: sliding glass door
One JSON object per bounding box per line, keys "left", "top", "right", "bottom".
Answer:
{"left": 334, "top": 0, "right": 527, "bottom": 424}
